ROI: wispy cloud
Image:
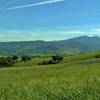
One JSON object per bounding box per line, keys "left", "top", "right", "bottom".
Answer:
{"left": 1, "top": 26, "right": 100, "bottom": 42}
{"left": 0, "top": 0, "right": 64, "bottom": 11}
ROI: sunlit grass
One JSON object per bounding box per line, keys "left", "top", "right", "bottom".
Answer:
{"left": 0, "top": 52, "right": 100, "bottom": 99}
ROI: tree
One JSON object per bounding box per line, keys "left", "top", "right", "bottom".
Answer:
{"left": 12, "top": 55, "right": 19, "bottom": 60}
{"left": 52, "top": 55, "right": 64, "bottom": 63}
{"left": 0, "top": 57, "right": 16, "bottom": 67}
{"left": 21, "top": 56, "right": 31, "bottom": 61}
{"left": 39, "top": 55, "right": 64, "bottom": 65}
{"left": 94, "top": 54, "right": 100, "bottom": 58}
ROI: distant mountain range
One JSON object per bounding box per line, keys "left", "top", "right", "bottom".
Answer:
{"left": 0, "top": 36, "right": 100, "bottom": 56}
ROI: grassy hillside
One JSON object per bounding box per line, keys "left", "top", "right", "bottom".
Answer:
{"left": 0, "top": 51, "right": 100, "bottom": 99}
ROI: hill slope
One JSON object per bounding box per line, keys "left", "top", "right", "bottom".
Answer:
{"left": 0, "top": 51, "right": 100, "bottom": 99}
{"left": 0, "top": 36, "right": 100, "bottom": 56}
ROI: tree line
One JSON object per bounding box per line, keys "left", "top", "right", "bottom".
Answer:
{"left": 0, "top": 56, "right": 31, "bottom": 67}
{"left": 0, "top": 55, "right": 64, "bottom": 67}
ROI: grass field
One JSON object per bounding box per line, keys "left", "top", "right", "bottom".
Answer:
{"left": 1, "top": 52, "right": 100, "bottom": 99}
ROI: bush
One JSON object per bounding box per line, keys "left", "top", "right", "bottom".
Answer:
{"left": 39, "top": 55, "right": 64, "bottom": 65}
{"left": 22, "top": 56, "right": 31, "bottom": 61}
{"left": 12, "top": 55, "right": 19, "bottom": 60}
{"left": 52, "top": 55, "right": 64, "bottom": 63}
{"left": 0, "top": 57, "right": 16, "bottom": 67}
{"left": 94, "top": 54, "right": 100, "bottom": 58}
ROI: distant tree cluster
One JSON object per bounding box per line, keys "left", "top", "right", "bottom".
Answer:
{"left": 21, "top": 56, "right": 31, "bottom": 61}
{"left": 39, "top": 55, "right": 64, "bottom": 65}
{"left": 0, "top": 54, "right": 63, "bottom": 67}
{"left": 94, "top": 54, "right": 100, "bottom": 58}
{"left": 0, "top": 55, "right": 32, "bottom": 67}
{"left": 0, "top": 55, "right": 19, "bottom": 67}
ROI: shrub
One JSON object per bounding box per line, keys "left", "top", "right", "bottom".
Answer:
{"left": 22, "top": 56, "right": 31, "bottom": 61}
{"left": 12, "top": 55, "right": 19, "bottom": 60}
{"left": 52, "top": 55, "right": 64, "bottom": 63}
{"left": 0, "top": 57, "right": 16, "bottom": 67}
{"left": 39, "top": 55, "right": 64, "bottom": 65}
{"left": 94, "top": 54, "right": 100, "bottom": 58}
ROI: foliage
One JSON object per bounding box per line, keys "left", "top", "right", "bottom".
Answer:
{"left": 12, "top": 55, "right": 19, "bottom": 60}
{"left": 52, "top": 55, "right": 64, "bottom": 63}
{"left": 39, "top": 55, "right": 64, "bottom": 65}
{"left": 21, "top": 56, "right": 31, "bottom": 61}
{"left": 0, "top": 57, "right": 16, "bottom": 67}
{"left": 94, "top": 54, "right": 100, "bottom": 58}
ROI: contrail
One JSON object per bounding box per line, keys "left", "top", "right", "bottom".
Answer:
{"left": 0, "top": 0, "right": 65, "bottom": 11}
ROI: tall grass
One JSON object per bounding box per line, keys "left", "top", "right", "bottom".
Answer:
{"left": 0, "top": 78, "right": 100, "bottom": 100}
{"left": 0, "top": 51, "right": 100, "bottom": 100}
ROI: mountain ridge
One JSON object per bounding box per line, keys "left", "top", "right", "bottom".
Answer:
{"left": 0, "top": 36, "right": 100, "bottom": 56}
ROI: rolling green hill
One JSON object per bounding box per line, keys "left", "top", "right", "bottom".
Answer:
{"left": 0, "top": 51, "right": 100, "bottom": 99}
{"left": 1, "top": 36, "right": 100, "bottom": 56}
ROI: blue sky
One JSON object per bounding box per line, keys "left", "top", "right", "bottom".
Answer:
{"left": 0, "top": 0, "right": 100, "bottom": 41}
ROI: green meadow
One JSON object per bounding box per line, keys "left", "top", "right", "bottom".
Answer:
{"left": 1, "top": 51, "right": 100, "bottom": 100}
